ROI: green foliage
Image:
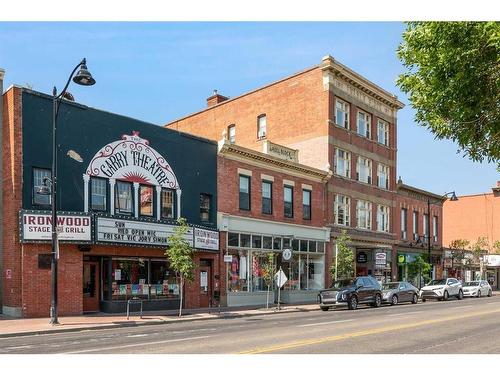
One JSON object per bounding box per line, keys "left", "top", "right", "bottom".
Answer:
{"left": 261, "top": 252, "right": 276, "bottom": 288}
{"left": 407, "top": 255, "right": 432, "bottom": 284}
{"left": 397, "top": 22, "right": 500, "bottom": 165}
{"left": 330, "top": 230, "right": 354, "bottom": 280}
{"left": 493, "top": 241, "right": 500, "bottom": 254}
{"left": 165, "top": 217, "right": 195, "bottom": 283}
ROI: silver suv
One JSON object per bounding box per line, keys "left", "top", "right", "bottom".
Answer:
{"left": 420, "top": 278, "right": 463, "bottom": 302}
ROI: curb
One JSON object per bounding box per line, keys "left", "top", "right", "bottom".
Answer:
{"left": 0, "top": 305, "right": 318, "bottom": 338}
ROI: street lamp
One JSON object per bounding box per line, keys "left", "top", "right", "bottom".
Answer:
{"left": 50, "top": 58, "right": 95, "bottom": 325}
{"left": 425, "top": 191, "right": 458, "bottom": 281}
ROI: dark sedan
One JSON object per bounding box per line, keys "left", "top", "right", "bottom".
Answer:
{"left": 381, "top": 281, "right": 419, "bottom": 305}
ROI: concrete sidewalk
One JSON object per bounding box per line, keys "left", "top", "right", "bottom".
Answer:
{"left": 0, "top": 303, "right": 319, "bottom": 338}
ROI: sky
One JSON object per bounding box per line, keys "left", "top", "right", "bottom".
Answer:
{"left": 0, "top": 21, "right": 498, "bottom": 196}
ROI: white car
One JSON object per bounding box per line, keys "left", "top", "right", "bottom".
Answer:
{"left": 420, "top": 278, "right": 463, "bottom": 301}
{"left": 462, "top": 280, "right": 492, "bottom": 298}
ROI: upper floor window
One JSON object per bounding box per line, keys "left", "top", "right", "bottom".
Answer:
{"left": 257, "top": 115, "right": 267, "bottom": 139}
{"left": 262, "top": 180, "right": 272, "bottom": 215}
{"left": 377, "top": 205, "right": 390, "bottom": 232}
{"left": 433, "top": 216, "right": 438, "bottom": 242}
{"left": 239, "top": 175, "right": 251, "bottom": 211}
{"left": 334, "top": 194, "right": 350, "bottom": 226}
{"left": 356, "top": 200, "right": 372, "bottom": 230}
{"left": 115, "top": 180, "right": 133, "bottom": 215}
{"left": 357, "top": 156, "right": 372, "bottom": 184}
{"left": 335, "top": 99, "right": 350, "bottom": 129}
{"left": 377, "top": 120, "right": 389, "bottom": 146}
{"left": 401, "top": 208, "right": 408, "bottom": 240}
{"left": 413, "top": 211, "right": 419, "bottom": 240}
{"left": 33, "top": 168, "right": 52, "bottom": 206}
{"left": 161, "top": 188, "right": 175, "bottom": 219}
{"left": 334, "top": 148, "right": 351, "bottom": 178}
{"left": 377, "top": 163, "right": 390, "bottom": 190}
{"left": 200, "top": 193, "right": 211, "bottom": 222}
{"left": 302, "top": 189, "right": 311, "bottom": 220}
{"left": 284, "top": 185, "right": 294, "bottom": 218}
{"left": 139, "top": 184, "right": 154, "bottom": 217}
{"left": 91, "top": 177, "right": 107, "bottom": 211}
{"left": 357, "top": 111, "right": 371, "bottom": 138}
{"left": 424, "top": 213, "right": 429, "bottom": 239}
{"left": 228, "top": 124, "right": 236, "bottom": 144}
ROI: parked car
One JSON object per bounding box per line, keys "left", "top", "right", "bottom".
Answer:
{"left": 420, "top": 278, "right": 463, "bottom": 301}
{"left": 381, "top": 281, "right": 419, "bottom": 305}
{"left": 462, "top": 280, "right": 492, "bottom": 298}
{"left": 318, "top": 276, "right": 383, "bottom": 311}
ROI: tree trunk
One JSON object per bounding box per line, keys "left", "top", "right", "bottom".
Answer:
{"left": 179, "top": 275, "right": 184, "bottom": 317}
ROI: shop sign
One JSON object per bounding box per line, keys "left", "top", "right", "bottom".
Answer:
{"left": 96, "top": 217, "right": 193, "bottom": 247}
{"left": 484, "top": 255, "right": 500, "bottom": 267}
{"left": 224, "top": 255, "right": 233, "bottom": 263}
{"left": 193, "top": 228, "right": 219, "bottom": 250}
{"left": 282, "top": 248, "right": 292, "bottom": 261}
{"left": 20, "top": 211, "right": 92, "bottom": 242}
{"left": 357, "top": 251, "right": 368, "bottom": 263}
{"left": 397, "top": 254, "right": 406, "bottom": 264}
{"left": 263, "top": 140, "right": 299, "bottom": 162}
{"left": 375, "top": 252, "right": 387, "bottom": 267}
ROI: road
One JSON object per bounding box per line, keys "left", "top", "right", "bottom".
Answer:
{"left": 1, "top": 296, "right": 500, "bottom": 354}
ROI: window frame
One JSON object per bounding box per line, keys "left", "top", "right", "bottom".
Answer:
{"left": 139, "top": 184, "right": 154, "bottom": 217}
{"left": 90, "top": 176, "right": 108, "bottom": 212}
{"left": 302, "top": 189, "right": 312, "bottom": 220}
{"left": 401, "top": 208, "right": 408, "bottom": 240}
{"left": 284, "top": 185, "right": 294, "bottom": 218}
{"left": 32, "top": 167, "right": 52, "bottom": 207}
{"left": 200, "top": 193, "right": 212, "bottom": 223}
{"left": 261, "top": 180, "right": 273, "bottom": 215}
{"left": 239, "top": 174, "right": 251, "bottom": 211}
{"left": 377, "top": 163, "right": 390, "bottom": 190}
{"left": 356, "top": 156, "right": 372, "bottom": 184}
{"left": 334, "top": 148, "right": 351, "bottom": 178}
{"left": 257, "top": 114, "right": 267, "bottom": 139}
{"left": 334, "top": 194, "right": 350, "bottom": 226}
{"left": 377, "top": 204, "right": 390, "bottom": 233}
{"left": 228, "top": 124, "right": 236, "bottom": 144}
{"left": 377, "top": 119, "right": 389, "bottom": 147}
{"left": 160, "top": 188, "right": 175, "bottom": 219}
{"left": 356, "top": 200, "right": 372, "bottom": 230}
{"left": 356, "top": 110, "right": 371, "bottom": 138}
{"left": 413, "top": 211, "right": 419, "bottom": 240}
{"left": 433, "top": 215, "right": 438, "bottom": 242}
{"left": 115, "top": 180, "right": 134, "bottom": 216}
{"left": 335, "top": 99, "right": 350, "bottom": 129}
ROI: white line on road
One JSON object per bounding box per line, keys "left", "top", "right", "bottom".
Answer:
{"left": 126, "top": 334, "right": 149, "bottom": 338}
{"left": 4, "top": 345, "right": 33, "bottom": 350}
{"left": 452, "top": 305, "right": 474, "bottom": 309}
{"left": 389, "top": 311, "right": 423, "bottom": 317}
{"left": 61, "top": 335, "right": 213, "bottom": 354}
{"left": 298, "top": 319, "right": 354, "bottom": 327}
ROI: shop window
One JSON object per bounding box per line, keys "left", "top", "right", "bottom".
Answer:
{"left": 300, "top": 240, "right": 308, "bottom": 252}
{"left": 262, "top": 180, "right": 272, "bottom": 214}
{"left": 263, "top": 236, "right": 273, "bottom": 250}
{"left": 284, "top": 185, "right": 294, "bottom": 218}
{"left": 240, "top": 234, "right": 251, "bottom": 248}
{"left": 91, "top": 177, "right": 107, "bottom": 211}
{"left": 115, "top": 181, "right": 133, "bottom": 215}
{"left": 33, "top": 168, "right": 52, "bottom": 206}
{"left": 228, "top": 232, "right": 239, "bottom": 247}
{"left": 139, "top": 185, "right": 154, "bottom": 217}
{"left": 302, "top": 189, "right": 311, "bottom": 220}
{"left": 273, "top": 237, "right": 282, "bottom": 250}
{"left": 309, "top": 241, "right": 317, "bottom": 253}
{"left": 161, "top": 188, "right": 175, "bottom": 219}
{"left": 200, "top": 193, "right": 211, "bottom": 222}
{"left": 282, "top": 238, "right": 291, "bottom": 250}
{"left": 239, "top": 175, "right": 251, "bottom": 211}
{"left": 110, "top": 258, "right": 148, "bottom": 300}
{"left": 252, "top": 235, "right": 262, "bottom": 249}
{"left": 292, "top": 239, "right": 299, "bottom": 251}
{"left": 227, "top": 250, "right": 249, "bottom": 292}
{"left": 149, "top": 259, "right": 180, "bottom": 299}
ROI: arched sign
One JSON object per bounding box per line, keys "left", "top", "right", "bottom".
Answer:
{"left": 86, "top": 131, "right": 179, "bottom": 189}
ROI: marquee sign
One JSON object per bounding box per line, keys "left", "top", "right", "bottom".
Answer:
{"left": 86, "top": 131, "right": 179, "bottom": 189}
{"left": 20, "top": 211, "right": 92, "bottom": 242}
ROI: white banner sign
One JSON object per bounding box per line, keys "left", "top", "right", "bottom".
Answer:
{"left": 194, "top": 228, "right": 219, "bottom": 250}
{"left": 485, "top": 255, "right": 500, "bottom": 267}
{"left": 96, "top": 217, "right": 193, "bottom": 247}
{"left": 375, "top": 252, "right": 387, "bottom": 266}
{"left": 21, "top": 212, "right": 92, "bottom": 242}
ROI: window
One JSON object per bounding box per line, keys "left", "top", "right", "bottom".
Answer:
{"left": 423, "top": 213, "right": 429, "bottom": 241}
{"left": 200, "top": 194, "right": 211, "bottom": 222}
{"left": 433, "top": 216, "right": 438, "bottom": 242}
{"left": 257, "top": 115, "right": 267, "bottom": 139}
{"left": 357, "top": 111, "right": 371, "bottom": 138}
{"left": 377, "top": 119, "right": 389, "bottom": 146}
{"left": 91, "top": 177, "right": 107, "bottom": 211}
{"left": 334, "top": 194, "right": 350, "bottom": 226}
{"left": 284, "top": 185, "right": 294, "bottom": 218}
{"left": 377, "top": 205, "right": 390, "bottom": 232}
{"left": 413, "top": 211, "right": 419, "bottom": 240}
{"left": 401, "top": 208, "right": 408, "bottom": 240}
{"left": 228, "top": 232, "right": 239, "bottom": 247}
{"left": 161, "top": 189, "right": 175, "bottom": 219}
{"left": 334, "top": 148, "right": 351, "bottom": 178}
{"left": 357, "top": 156, "right": 372, "bottom": 184}
{"left": 377, "top": 163, "right": 390, "bottom": 189}
{"left": 335, "top": 99, "right": 349, "bottom": 129}
{"left": 33, "top": 168, "right": 52, "bottom": 206}
{"left": 115, "top": 181, "right": 133, "bottom": 215}
{"left": 302, "top": 190, "right": 311, "bottom": 220}
{"left": 239, "top": 175, "right": 251, "bottom": 210}
{"left": 356, "top": 200, "right": 372, "bottom": 230}
{"left": 228, "top": 124, "right": 236, "bottom": 144}
{"left": 262, "top": 180, "right": 272, "bottom": 214}
{"left": 139, "top": 185, "right": 154, "bottom": 217}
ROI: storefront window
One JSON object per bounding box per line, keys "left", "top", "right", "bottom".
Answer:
{"left": 228, "top": 232, "right": 239, "bottom": 247}
{"left": 240, "top": 234, "right": 251, "bottom": 248}
{"left": 227, "top": 250, "right": 249, "bottom": 292}
{"left": 251, "top": 252, "right": 269, "bottom": 291}
{"left": 300, "top": 240, "right": 308, "bottom": 252}
{"left": 263, "top": 236, "right": 273, "bottom": 250}
{"left": 150, "top": 260, "right": 180, "bottom": 299}
{"left": 252, "top": 235, "right": 262, "bottom": 249}
{"left": 273, "top": 237, "right": 282, "bottom": 250}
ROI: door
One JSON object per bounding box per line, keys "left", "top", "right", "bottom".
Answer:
{"left": 199, "top": 261, "right": 212, "bottom": 308}
{"left": 83, "top": 261, "right": 100, "bottom": 312}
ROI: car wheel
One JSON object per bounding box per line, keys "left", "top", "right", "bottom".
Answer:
{"left": 348, "top": 295, "right": 358, "bottom": 310}
{"left": 373, "top": 294, "right": 382, "bottom": 308}
{"left": 477, "top": 290, "right": 481, "bottom": 298}
{"left": 320, "top": 306, "right": 330, "bottom": 311}
{"left": 457, "top": 289, "right": 463, "bottom": 300}
{"left": 391, "top": 295, "right": 398, "bottom": 306}
{"left": 443, "top": 291, "right": 449, "bottom": 301}
{"left": 422, "top": 298, "right": 426, "bottom": 302}
{"left": 488, "top": 290, "right": 492, "bottom": 297}
{"left": 412, "top": 294, "right": 418, "bottom": 304}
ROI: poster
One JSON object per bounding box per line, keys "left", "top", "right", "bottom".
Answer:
{"left": 142, "top": 285, "right": 149, "bottom": 295}
{"left": 119, "top": 285, "right": 127, "bottom": 295}
{"left": 115, "top": 269, "right": 121, "bottom": 281}
{"left": 170, "top": 283, "right": 179, "bottom": 295}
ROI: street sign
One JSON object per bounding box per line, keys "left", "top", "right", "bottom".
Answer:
{"left": 375, "top": 252, "right": 387, "bottom": 267}
{"left": 274, "top": 269, "right": 288, "bottom": 288}
{"left": 282, "top": 248, "right": 292, "bottom": 261}
{"left": 223, "top": 255, "right": 233, "bottom": 263}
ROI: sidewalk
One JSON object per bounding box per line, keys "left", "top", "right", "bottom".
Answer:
{"left": 0, "top": 303, "right": 319, "bottom": 338}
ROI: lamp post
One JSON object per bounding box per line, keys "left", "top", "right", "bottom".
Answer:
{"left": 50, "top": 59, "right": 95, "bottom": 325}
{"left": 426, "top": 191, "right": 458, "bottom": 281}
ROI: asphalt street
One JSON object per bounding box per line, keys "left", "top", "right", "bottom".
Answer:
{"left": 1, "top": 296, "right": 500, "bottom": 354}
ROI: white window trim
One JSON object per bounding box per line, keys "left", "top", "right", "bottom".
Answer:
{"left": 334, "top": 148, "right": 351, "bottom": 178}
{"left": 334, "top": 194, "right": 350, "bottom": 226}
{"left": 377, "top": 119, "right": 389, "bottom": 147}
{"left": 356, "top": 156, "right": 372, "bottom": 184}
{"left": 357, "top": 111, "right": 371, "bottom": 138}
{"left": 377, "top": 163, "right": 390, "bottom": 190}
{"left": 335, "top": 99, "right": 350, "bottom": 129}
{"left": 377, "top": 205, "right": 390, "bottom": 232}
{"left": 356, "top": 200, "right": 372, "bottom": 230}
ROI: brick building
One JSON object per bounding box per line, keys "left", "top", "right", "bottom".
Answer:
{"left": 1, "top": 85, "right": 219, "bottom": 318}
{"left": 217, "top": 138, "right": 331, "bottom": 306}
{"left": 166, "top": 55, "right": 404, "bottom": 283}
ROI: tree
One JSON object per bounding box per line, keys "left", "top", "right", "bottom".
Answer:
{"left": 260, "top": 252, "right": 276, "bottom": 309}
{"left": 407, "top": 255, "right": 432, "bottom": 288}
{"left": 449, "top": 239, "right": 470, "bottom": 278}
{"left": 469, "top": 237, "right": 489, "bottom": 279}
{"left": 493, "top": 240, "right": 500, "bottom": 254}
{"left": 397, "top": 22, "right": 500, "bottom": 165}
{"left": 165, "top": 218, "right": 195, "bottom": 317}
{"left": 330, "top": 230, "right": 354, "bottom": 281}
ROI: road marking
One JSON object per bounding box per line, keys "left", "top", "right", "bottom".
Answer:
{"left": 61, "top": 335, "right": 212, "bottom": 354}
{"left": 126, "top": 334, "right": 149, "bottom": 338}
{"left": 238, "top": 307, "right": 500, "bottom": 354}
{"left": 5, "top": 345, "right": 33, "bottom": 350}
{"left": 389, "top": 311, "right": 422, "bottom": 317}
{"left": 298, "top": 319, "right": 354, "bottom": 327}
{"left": 451, "top": 305, "right": 474, "bottom": 309}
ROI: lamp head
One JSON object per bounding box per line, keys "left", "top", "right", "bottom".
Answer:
{"left": 73, "top": 58, "right": 96, "bottom": 86}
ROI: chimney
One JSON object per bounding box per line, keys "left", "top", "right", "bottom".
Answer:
{"left": 206, "top": 89, "right": 228, "bottom": 107}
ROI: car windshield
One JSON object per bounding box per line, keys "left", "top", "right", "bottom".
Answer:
{"left": 464, "top": 282, "right": 479, "bottom": 286}
{"left": 428, "top": 279, "right": 446, "bottom": 286}
{"left": 382, "top": 283, "right": 399, "bottom": 290}
{"left": 331, "top": 279, "right": 355, "bottom": 288}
